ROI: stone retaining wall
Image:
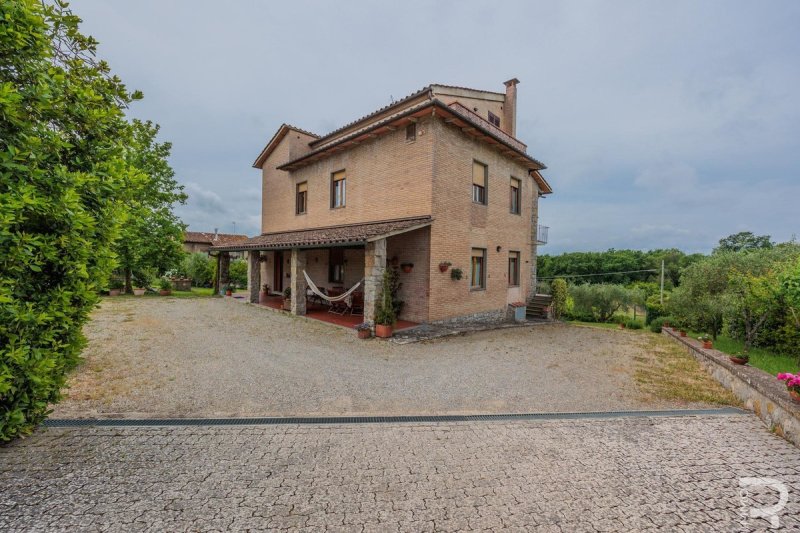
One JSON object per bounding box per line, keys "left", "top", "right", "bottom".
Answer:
{"left": 662, "top": 328, "right": 800, "bottom": 447}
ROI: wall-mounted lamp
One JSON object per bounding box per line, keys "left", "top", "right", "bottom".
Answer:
{"left": 496, "top": 246, "right": 502, "bottom": 252}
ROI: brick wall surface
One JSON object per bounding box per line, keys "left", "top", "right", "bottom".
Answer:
{"left": 256, "top": 110, "right": 541, "bottom": 323}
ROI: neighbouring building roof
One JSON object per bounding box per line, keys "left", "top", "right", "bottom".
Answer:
{"left": 184, "top": 231, "right": 250, "bottom": 247}
{"left": 209, "top": 216, "right": 433, "bottom": 252}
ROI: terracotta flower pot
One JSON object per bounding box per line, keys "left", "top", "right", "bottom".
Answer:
{"left": 702, "top": 341, "right": 713, "bottom": 349}
{"left": 663, "top": 322, "right": 670, "bottom": 328}
{"left": 283, "top": 299, "right": 291, "bottom": 311}
{"left": 225, "top": 289, "right": 232, "bottom": 296}
{"left": 259, "top": 291, "right": 269, "bottom": 305}
{"left": 159, "top": 290, "right": 171, "bottom": 296}
{"left": 375, "top": 324, "right": 393, "bottom": 338}
{"left": 439, "top": 264, "right": 449, "bottom": 273}
{"left": 619, "top": 323, "right": 626, "bottom": 329}
{"left": 789, "top": 390, "right": 800, "bottom": 403}
{"left": 357, "top": 329, "right": 371, "bottom": 340}
{"left": 679, "top": 330, "right": 687, "bottom": 337}
{"left": 729, "top": 356, "right": 748, "bottom": 365}
{"left": 133, "top": 288, "right": 146, "bottom": 296}
{"left": 401, "top": 265, "right": 413, "bottom": 274}
{"left": 108, "top": 289, "right": 121, "bottom": 296}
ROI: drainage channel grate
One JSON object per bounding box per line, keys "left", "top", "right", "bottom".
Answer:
{"left": 43, "top": 408, "right": 745, "bottom": 428}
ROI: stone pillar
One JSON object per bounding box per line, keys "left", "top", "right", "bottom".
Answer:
{"left": 219, "top": 252, "right": 230, "bottom": 295}
{"left": 213, "top": 253, "right": 221, "bottom": 294}
{"left": 247, "top": 250, "right": 261, "bottom": 303}
{"left": 363, "top": 238, "right": 387, "bottom": 324}
{"left": 290, "top": 248, "right": 307, "bottom": 315}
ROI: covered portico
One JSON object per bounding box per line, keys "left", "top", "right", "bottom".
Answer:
{"left": 210, "top": 216, "right": 432, "bottom": 324}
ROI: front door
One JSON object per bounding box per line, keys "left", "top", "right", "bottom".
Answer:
{"left": 274, "top": 251, "right": 284, "bottom": 293}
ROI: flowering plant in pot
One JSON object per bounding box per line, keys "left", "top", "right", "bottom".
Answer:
{"left": 698, "top": 334, "right": 712, "bottom": 349}
{"left": 450, "top": 268, "right": 463, "bottom": 281}
{"left": 108, "top": 279, "right": 124, "bottom": 296}
{"left": 282, "top": 286, "right": 291, "bottom": 310}
{"left": 158, "top": 278, "right": 172, "bottom": 296}
{"left": 355, "top": 322, "right": 372, "bottom": 340}
{"left": 438, "top": 261, "right": 451, "bottom": 273}
{"left": 777, "top": 373, "right": 800, "bottom": 402}
{"left": 400, "top": 262, "right": 414, "bottom": 274}
{"left": 259, "top": 283, "right": 270, "bottom": 304}
{"left": 374, "top": 270, "right": 396, "bottom": 338}
{"left": 224, "top": 283, "right": 234, "bottom": 296}
{"left": 729, "top": 352, "right": 749, "bottom": 365}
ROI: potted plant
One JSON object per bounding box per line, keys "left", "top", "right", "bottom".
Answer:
{"left": 108, "top": 279, "right": 124, "bottom": 297}
{"left": 132, "top": 287, "right": 146, "bottom": 296}
{"left": 450, "top": 268, "right": 463, "bottom": 281}
{"left": 374, "top": 270, "right": 396, "bottom": 338}
{"left": 283, "top": 287, "right": 291, "bottom": 310}
{"left": 158, "top": 278, "right": 172, "bottom": 296}
{"left": 619, "top": 322, "right": 626, "bottom": 329}
{"left": 259, "top": 283, "right": 270, "bottom": 305}
{"left": 355, "top": 323, "right": 372, "bottom": 340}
{"left": 729, "top": 352, "right": 749, "bottom": 365}
{"left": 400, "top": 262, "right": 414, "bottom": 274}
{"left": 777, "top": 373, "right": 800, "bottom": 402}
{"left": 698, "top": 334, "right": 712, "bottom": 349}
{"left": 438, "top": 261, "right": 452, "bottom": 273}
{"left": 225, "top": 283, "right": 233, "bottom": 297}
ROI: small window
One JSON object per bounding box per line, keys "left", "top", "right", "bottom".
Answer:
{"left": 488, "top": 111, "right": 501, "bottom": 128}
{"left": 331, "top": 170, "right": 346, "bottom": 208}
{"left": 510, "top": 177, "right": 521, "bottom": 214}
{"left": 406, "top": 123, "right": 416, "bottom": 142}
{"left": 329, "top": 248, "right": 344, "bottom": 283}
{"left": 508, "top": 251, "right": 520, "bottom": 286}
{"left": 296, "top": 181, "right": 307, "bottom": 215}
{"left": 472, "top": 161, "right": 487, "bottom": 205}
{"left": 471, "top": 248, "right": 486, "bottom": 290}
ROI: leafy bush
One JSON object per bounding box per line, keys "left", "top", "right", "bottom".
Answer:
{"left": 550, "top": 279, "right": 568, "bottom": 319}
{"left": 1, "top": 1, "right": 140, "bottom": 441}
{"left": 184, "top": 253, "right": 214, "bottom": 287}
{"left": 625, "top": 320, "right": 643, "bottom": 330}
{"left": 374, "top": 269, "right": 397, "bottom": 326}
{"left": 229, "top": 258, "right": 248, "bottom": 288}
{"left": 569, "top": 284, "right": 632, "bottom": 323}
{"left": 649, "top": 316, "right": 671, "bottom": 333}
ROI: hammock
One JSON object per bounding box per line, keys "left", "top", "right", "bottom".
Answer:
{"left": 303, "top": 270, "right": 363, "bottom": 303}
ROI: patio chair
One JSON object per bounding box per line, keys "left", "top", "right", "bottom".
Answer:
{"left": 327, "top": 287, "right": 350, "bottom": 315}
{"left": 350, "top": 291, "right": 364, "bottom": 315}
{"left": 306, "top": 286, "right": 328, "bottom": 309}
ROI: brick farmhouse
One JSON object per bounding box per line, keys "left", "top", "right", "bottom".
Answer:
{"left": 212, "top": 79, "right": 552, "bottom": 324}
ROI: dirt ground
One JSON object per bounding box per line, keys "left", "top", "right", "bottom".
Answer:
{"left": 51, "top": 297, "right": 735, "bottom": 418}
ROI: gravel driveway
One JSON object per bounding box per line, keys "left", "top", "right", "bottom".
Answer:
{"left": 54, "top": 297, "right": 721, "bottom": 418}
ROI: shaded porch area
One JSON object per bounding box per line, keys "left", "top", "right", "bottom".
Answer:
{"left": 211, "top": 217, "right": 433, "bottom": 326}
{"left": 254, "top": 294, "right": 418, "bottom": 330}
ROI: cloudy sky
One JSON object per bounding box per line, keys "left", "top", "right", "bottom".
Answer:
{"left": 70, "top": 0, "right": 799, "bottom": 254}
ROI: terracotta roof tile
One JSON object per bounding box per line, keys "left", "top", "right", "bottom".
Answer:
{"left": 210, "top": 216, "right": 433, "bottom": 252}
{"left": 185, "top": 232, "right": 250, "bottom": 246}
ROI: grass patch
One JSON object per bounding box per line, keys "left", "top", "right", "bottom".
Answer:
{"left": 568, "top": 320, "right": 625, "bottom": 330}
{"left": 168, "top": 287, "right": 214, "bottom": 298}
{"left": 635, "top": 336, "right": 739, "bottom": 406}
{"left": 683, "top": 331, "right": 798, "bottom": 375}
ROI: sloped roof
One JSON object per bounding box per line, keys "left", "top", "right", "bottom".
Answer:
{"left": 185, "top": 231, "right": 249, "bottom": 246}
{"left": 252, "top": 123, "right": 319, "bottom": 168}
{"left": 209, "top": 216, "right": 433, "bottom": 252}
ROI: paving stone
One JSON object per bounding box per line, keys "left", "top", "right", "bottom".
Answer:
{"left": 1, "top": 414, "right": 799, "bottom": 531}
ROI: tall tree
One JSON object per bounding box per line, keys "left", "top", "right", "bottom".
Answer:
{"left": 715, "top": 231, "right": 773, "bottom": 253}
{"left": 0, "top": 0, "right": 140, "bottom": 440}
{"left": 115, "top": 120, "right": 186, "bottom": 292}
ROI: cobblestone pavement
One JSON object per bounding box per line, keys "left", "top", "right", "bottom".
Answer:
{"left": 2, "top": 413, "right": 799, "bottom": 531}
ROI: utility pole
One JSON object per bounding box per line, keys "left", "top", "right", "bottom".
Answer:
{"left": 660, "top": 260, "right": 665, "bottom": 305}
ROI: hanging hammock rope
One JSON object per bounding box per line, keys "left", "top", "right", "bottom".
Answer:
{"left": 303, "top": 270, "right": 363, "bottom": 303}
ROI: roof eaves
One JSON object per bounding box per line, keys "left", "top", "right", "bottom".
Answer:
{"left": 308, "top": 86, "right": 432, "bottom": 147}
{"left": 252, "top": 124, "right": 319, "bottom": 169}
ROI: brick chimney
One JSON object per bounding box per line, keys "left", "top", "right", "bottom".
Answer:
{"left": 503, "top": 78, "right": 520, "bottom": 137}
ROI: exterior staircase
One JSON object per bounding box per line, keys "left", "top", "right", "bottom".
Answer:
{"left": 526, "top": 294, "right": 552, "bottom": 320}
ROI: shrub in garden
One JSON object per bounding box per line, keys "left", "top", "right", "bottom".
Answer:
{"left": 1, "top": 2, "right": 141, "bottom": 440}
{"left": 569, "top": 283, "right": 632, "bottom": 323}
{"left": 625, "top": 319, "right": 643, "bottom": 330}
{"left": 550, "top": 278, "right": 568, "bottom": 319}
{"left": 183, "top": 252, "right": 214, "bottom": 287}
{"left": 649, "top": 316, "right": 671, "bottom": 333}
{"left": 228, "top": 258, "right": 248, "bottom": 288}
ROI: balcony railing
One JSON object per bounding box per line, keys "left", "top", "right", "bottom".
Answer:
{"left": 535, "top": 225, "right": 549, "bottom": 245}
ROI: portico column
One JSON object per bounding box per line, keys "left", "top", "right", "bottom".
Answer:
{"left": 247, "top": 250, "right": 261, "bottom": 303}
{"left": 363, "top": 238, "right": 387, "bottom": 324}
{"left": 290, "top": 247, "right": 307, "bottom": 315}
{"left": 219, "top": 252, "right": 230, "bottom": 295}
{"left": 529, "top": 186, "right": 540, "bottom": 300}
